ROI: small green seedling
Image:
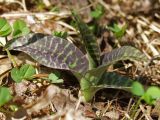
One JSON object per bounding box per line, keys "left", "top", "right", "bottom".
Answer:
{"left": 131, "top": 81, "right": 160, "bottom": 105}
{"left": 0, "top": 18, "right": 30, "bottom": 39}
{"left": 90, "top": 4, "right": 104, "bottom": 19}
{"left": 52, "top": 31, "right": 68, "bottom": 39}
{"left": 11, "top": 64, "right": 36, "bottom": 83}
{"left": 0, "top": 87, "right": 12, "bottom": 107}
{"left": 108, "top": 23, "right": 127, "bottom": 39}
{"left": 13, "top": 19, "right": 30, "bottom": 38}
{"left": 0, "top": 18, "right": 12, "bottom": 37}
{"left": 48, "top": 72, "right": 63, "bottom": 83}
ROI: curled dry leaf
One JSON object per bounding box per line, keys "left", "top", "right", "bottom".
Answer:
{"left": 25, "top": 85, "right": 61, "bottom": 114}
{"left": 25, "top": 85, "right": 78, "bottom": 116}
{"left": 0, "top": 57, "right": 12, "bottom": 75}
{"left": 103, "top": 111, "right": 120, "bottom": 120}
{"left": 0, "top": 112, "right": 6, "bottom": 120}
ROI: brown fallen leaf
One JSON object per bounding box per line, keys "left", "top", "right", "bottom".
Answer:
{"left": 103, "top": 111, "right": 120, "bottom": 120}
{"left": 0, "top": 57, "right": 12, "bottom": 75}
{"left": 0, "top": 112, "right": 6, "bottom": 120}
{"left": 25, "top": 85, "right": 77, "bottom": 114}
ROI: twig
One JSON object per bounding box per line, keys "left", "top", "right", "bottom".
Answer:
{"left": 42, "top": 0, "right": 51, "bottom": 7}
{"left": 139, "top": 105, "right": 153, "bottom": 120}
{"left": 56, "top": 21, "right": 76, "bottom": 31}
{"left": 141, "top": 33, "right": 159, "bottom": 56}
{"left": 98, "top": 0, "right": 110, "bottom": 10}
{"left": 1, "top": 12, "right": 70, "bottom": 18}
{"left": 5, "top": 48, "right": 18, "bottom": 68}
{"left": 127, "top": 98, "right": 133, "bottom": 113}
{"left": 134, "top": 109, "right": 142, "bottom": 120}
{"left": 9, "top": 0, "right": 27, "bottom": 11}
{"left": 21, "top": 0, "right": 27, "bottom": 11}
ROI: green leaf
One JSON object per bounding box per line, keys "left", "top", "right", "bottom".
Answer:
{"left": 97, "top": 72, "right": 133, "bottom": 89}
{"left": 11, "top": 67, "right": 22, "bottom": 82}
{"left": 52, "top": 31, "right": 68, "bottom": 39}
{"left": 13, "top": 19, "right": 30, "bottom": 38}
{"left": 50, "top": 6, "right": 60, "bottom": 12}
{"left": 141, "top": 86, "right": 160, "bottom": 105}
{"left": 19, "top": 64, "right": 36, "bottom": 79}
{"left": 145, "top": 87, "right": 160, "bottom": 99}
{"left": 131, "top": 81, "right": 145, "bottom": 96}
{"left": 80, "top": 46, "right": 147, "bottom": 102}
{"left": 84, "top": 46, "right": 147, "bottom": 89}
{"left": 6, "top": 33, "right": 89, "bottom": 74}
{"left": 0, "top": 87, "right": 12, "bottom": 107}
{"left": 80, "top": 76, "right": 99, "bottom": 102}
{"left": 80, "top": 72, "right": 133, "bottom": 102}
{"left": 11, "top": 64, "right": 36, "bottom": 83}
{"left": 72, "top": 12, "right": 101, "bottom": 67}
{"left": 101, "top": 46, "right": 148, "bottom": 66}
{"left": 48, "top": 72, "right": 63, "bottom": 83}
{"left": 90, "top": 4, "right": 104, "bottom": 19}
{"left": 142, "top": 93, "right": 153, "bottom": 105}
{"left": 0, "top": 18, "right": 12, "bottom": 37}
{"left": 108, "top": 23, "right": 127, "bottom": 38}
{"left": 80, "top": 64, "right": 106, "bottom": 101}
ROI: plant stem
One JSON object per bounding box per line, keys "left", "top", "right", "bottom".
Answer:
{"left": 130, "top": 98, "right": 142, "bottom": 119}
{"left": 87, "top": 52, "right": 97, "bottom": 70}
{"left": 5, "top": 48, "right": 18, "bottom": 68}
{"left": 4, "top": 37, "right": 18, "bottom": 68}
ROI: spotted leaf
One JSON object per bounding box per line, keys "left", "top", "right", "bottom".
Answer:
{"left": 6, "top": 33, "right": 89, "bottom": 74}
{"left": 97, "top": 72, "right": 133, "bottom": 89}
{"left": 73, "top": 12, "right": 101, "bottom": 67}
{"left": 81, "top": 72, "right": 133, "bottom": 102}
{"left": 84, "top": 46, "right": 147, "bottom": 87}
{"left": 101, "top": 46, "right": 148, "bottom": 65}
{"left": 80, "top": 46, "right": 147, "bottom": 101}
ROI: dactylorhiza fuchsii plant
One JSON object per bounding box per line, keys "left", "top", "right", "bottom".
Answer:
{"left": 4, "top": 14, "right": 148, "bottom": 102}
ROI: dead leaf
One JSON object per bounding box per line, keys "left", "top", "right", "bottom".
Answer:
{"left": 103, "top": 111, "right": 120, "bottom": 120}
{"left": 0, "top": 112, "right": 6, "bottom": 120}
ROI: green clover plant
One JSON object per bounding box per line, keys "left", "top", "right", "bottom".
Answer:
{"left": 0, "top": 87, "right": 12, "bottom": 107}
{"left": 11, "top": 64, "right": 36, "bottom": 83}
{"left": 0, "top": 18, "right": 12, "bottom": 37}
{"left": 131, "top": 81, "right": 160, "bottom": 118}
{"left": 108, "top": 23, "right": 127, "bottom": 39}
{"left": 0, "top": 18, "right": 31, "bottom": 107}
{"left": 90, "top": 4, "right": 104, "bottom": 20}
{"left": 131, "top": 81, "right": 160, "bottom": 105}
{"left": 0, "top": 18, "right": 12, "bottom": 107}
{"left": 12, "top": 19, "right": 30, "bottom": 38}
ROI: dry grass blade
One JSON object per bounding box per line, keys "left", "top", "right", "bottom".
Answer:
{"left": 139, "top": 105, "right": 153, "bottom": 120}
